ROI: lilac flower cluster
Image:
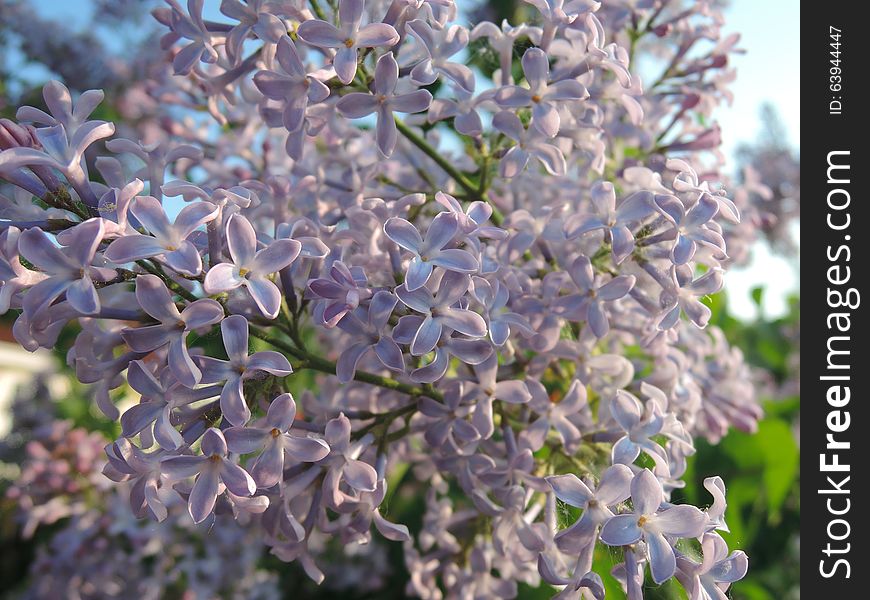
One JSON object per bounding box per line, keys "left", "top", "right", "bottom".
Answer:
{"left": 7, "top": 421, "right": 283, "bottom": 599}
{"left": 0, "top": 0, "right": 761, "bottom": 596}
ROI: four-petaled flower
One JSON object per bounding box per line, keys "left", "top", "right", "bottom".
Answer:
{"left": 384, "top": 212, "right": 478, "bottom": 291}
{"left": 160, "top": 428, "right": 257, "bottom": 523}
{"left": 600, "top": 469, "right": 707, "bottom": 584}
{"left": 122, "top": 274, "right": 223, "bottom": 387}
{"left": 336, "top": 52, "right": 432, "bottom": 157}
{"left": 253, "top": 35, "right": 331, "bottom": 133}
{"left": 297, "top": 0, "right": 400, "bottom": 85}
{"left": 564, "top": 183, "right": 655, "bottom": 264}
{"left": 104, "top": 195, "right": 218, "bottom": 275}
{"left": 396, "top": 271, "right": 487, "bottom": 356}
{"left": 495, "top": 47, "right": 588, "bottom": 138}
{"left": 18, "top": 219, "right": 116, "bottom": 317}
{"left": 196, "top": 315, "right": 294, "bottom": 426}
{"left": 225, "top": 393, "right": 330, "bottom": 487}
{"left": 203, "top": 213, "right": 301, "bottom": 319}
{"left": 547, "top": 464, "right": 633, "bottom": 553}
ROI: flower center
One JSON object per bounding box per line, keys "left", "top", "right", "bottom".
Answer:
{"left": 270, "top": 428, "right": 281, "bottom": 438}
{"left": 531, "top": 94, "right": 542, "bottom": 103}
{"left": 238, "top": 267, "right": 250, "bottom": 277}
{"left": 209, "top": 454, "right": 221, "bottom": 463}
{"left": 344, "top": 38, "right": 355, "bottom": 48}
{"left": 636, "top": 515, "right": 649, "bottom": 528}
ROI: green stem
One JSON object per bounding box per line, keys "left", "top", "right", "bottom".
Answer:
{"left": 249, "top": 327, "right": 443, "bottom": 402}
{"left": 309, "top": 0, "right": 328, "bottom": 21}
{"left": 394, "top": 117, "right": 504, "bottom": 226}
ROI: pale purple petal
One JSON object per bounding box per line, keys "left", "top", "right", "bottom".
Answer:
{"left": 245, "top": 276, "right": 282, "bottom": 318}
{"left": 595, "top": 464, "right": 634, "bottom": 506}
{"left": 521, "top": 47, "right": 549, "bottom": 90}
{"left": 180, "top": 299, "right": 223, "bottom": 329}
{"left": 263, "top": 393, "right": 296, "bottom": 431}
{"left": 220, "top": 376, "right": 250, "bottom": 426}
{"left": 163, "top": 241, "right": 203, "bottom": 276}
{"left": 652, "top": 505, "right": 707, "bottom": 538}
{"left": 356, "top": 23, "right": 400, "bottom": 47}
{"left": 600, "top": 514, "right": 643, "bottom": 546}
{"left": 598, "top": 275, "right": 635, "bottom": 300}
{"left": 252, "top": 438, "right": 284, "bottom": 487}
{"left": 135, "top": 274, "right": 181, "bottom": 323}
{"left": 247, "top": 351, "right": 293, "bottom": 375}
{"left": 226, "top": 213, "right": 257, "bottom": 267}
{"left": 130, "top": 196, "right": 172, "bottom": 239}
{"left": 632, "top": 469, "right": 664, "bottom": 515}
{"left": 220, "top": 314, "right": 249, "bottom": 362}
{"left": 66, "top": 277, "right": 100, "bottom": 314}
{"left": 646, "top": 531, "right": 677, "bottom": 584}
{"left": 220, "top": 460, "right": 257, "bottom": 496}
{"left": 333, "top": 46, "right": 359, "bottom": 85}
{"left": 384, "top": 217, "right": 424, "bottom": 252}
{"left": 547, "top": 473, "right": 593, "bottom": 507}
{"left": 405, "top": 257, "right": 433, "bottom": 291}
{"left": 252, "top": 239, "right": 301, "bottom": 274}
{"left": 168, "top": 334, "right": 202, "bottom": 388}
{"left": 429, "top": 249, "right": 479, "bottom": 273}
{"left": 439, "top": 307, "right": 486, "bottom": 337}
{"left": 411, "top": 314, "right": 442, "bottom": 356}
{"left": 160, "top": 455, "right": 206, "bottom": 479}
{"left": 224, "top": 426, "right": 270, "bottom": 454}
{"left": 284, "top": 435, "right": 331, "bottom": 462}
{"left": 104, "top": 235, "right": 166, "bottom": 263}
{"left": 336, "top": 342, "right": 370, "bottom": 383}
{"left": 376, "top": 105, "right": 398, "bottom": 156}
{"left": 532, "top": 101, "right": 560, "bottom": 137}
{"left": 203, "top": 262, "right": 244, "bottom": 292}
{"left": 336, "top": 93, "right": 379, "bottom": 119}
{"left": 390, "top": 90, "right": 433, "bottom": 114}
{"left": 343, "top": 458, "right": 378, "bottom": 492}
{"left": 494, "top": 380, "right": 531, "bottom": 403}
{"left": 188, "top": 465, "right": 221, "bottom": 523}
{"left": 201, "top": 427, "right": 229, "bottom": 456}
{"left": 296, "top": 20, "right": 344, "bottom": 47}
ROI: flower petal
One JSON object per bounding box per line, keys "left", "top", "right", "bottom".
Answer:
{"left": 599, "top": 514, "right": 642, "bottom": 546}
{"left": 188, "top": 465, "right": 221, "bottom": 523}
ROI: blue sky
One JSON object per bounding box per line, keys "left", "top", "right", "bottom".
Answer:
{"left": 18, "top": 0, "right": 800, "bottom": 319}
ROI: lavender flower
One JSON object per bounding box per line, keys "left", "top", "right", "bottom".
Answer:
{"left": 297, "top": 0, "right": 400, "bottom": 84}
{"left": 196, "top": 315, "right": 294, "bottom": 426}
{"left": 495, "top": 47, "right": 588, "bottom": 138}
{"left": 384, "top": 212, "right": 478, "bottom": 291}
{"left": 121, "top": 274, "right": 223, "bottom": 387}
{"left": 225, "top": 393, "right": 330, "bottom": 487}
{"left": 18, "top": 219, "right": 116, "bottom": 317}
{"left": 253, "top": 35, "right": 331, "bottom": 133}
{"left": 336, "top": 52, "right": 432, "bottom": 156}
{"left": 600, "top": 469, "right": 707, "bottom": 583}
{"left": 161, "top": 428, "right": 257, "bottom": 523}
{"left": 395, "top": 272, "right": 487, "bottom": 356}
{"left": 104, "top": 195, "right": 219, "bottom": 275}
{"left": 203, "top": 213, "right": 301, "bottom": 318}
{"left": 335, "top": 290, "right": 405, "bottom": 381}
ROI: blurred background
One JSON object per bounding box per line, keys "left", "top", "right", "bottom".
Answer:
{"left": 0, "top": 0, "right": 799, "bottom": 598}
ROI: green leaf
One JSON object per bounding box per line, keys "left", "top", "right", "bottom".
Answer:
{"left": 750, "top": 286, "right": 764, "bottom": 308}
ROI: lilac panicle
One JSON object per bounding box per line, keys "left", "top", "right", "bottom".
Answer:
{"left": 0, "top": 1, "right": 767, "bottom": 594}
